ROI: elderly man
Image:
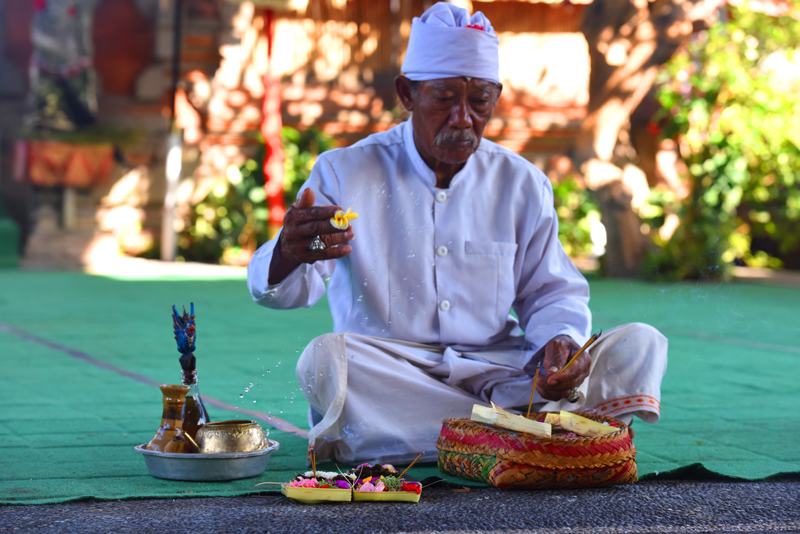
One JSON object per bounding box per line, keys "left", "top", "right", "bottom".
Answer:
{"left": 248, "top": 2, "right": 667, "bottom": 464}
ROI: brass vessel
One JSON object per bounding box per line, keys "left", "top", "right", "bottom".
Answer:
{"left": 195, "top": 420, "right": 268, "bottom": 453}
{"left": 146, "top": 384, "right": 199, "bottom": 453}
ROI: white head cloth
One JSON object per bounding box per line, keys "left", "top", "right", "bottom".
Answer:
{"left": 401, "top": 2, "right": 499, "bottom": 84}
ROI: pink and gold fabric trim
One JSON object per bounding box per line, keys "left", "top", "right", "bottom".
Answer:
{"left": 593, "top": 394, "right": 660, "bottom": 417}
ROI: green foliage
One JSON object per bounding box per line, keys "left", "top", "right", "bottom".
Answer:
{"left": 552, "top": 175, "right": 601, "bottom": 259}
{"left": 282, "top": 126, "right": 337, "bottom": 204}
{"left": 381, "top": 476, "right": 403, "bottom": 491}
{"left": 646, "top": 3, "right": 800, "bottom": 279}
{"left": 177, "top": 127, "right": 335, "bottom": 264}
{"left": 177, "top": 157, "right": 269, "bottom": 265}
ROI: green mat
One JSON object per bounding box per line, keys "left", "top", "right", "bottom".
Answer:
{"left": 0, "top": 271, "right": 798, "bottom": 504}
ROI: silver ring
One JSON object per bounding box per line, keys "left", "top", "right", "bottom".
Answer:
{"left": 309, "top": 235, "right": 326, "bottom": 252}
{"left": 566, "top": 388, "right": 580, "bottom": 403}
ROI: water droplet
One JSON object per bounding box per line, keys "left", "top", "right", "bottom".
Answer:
{"left": 363, "top": 282, "right": 368, "bottom": 286}
{"left": 244, "top": 388, "right": 250, "bottom": 393}
{"left": 239, "top": 394, "right": 244, "bottom": 398}
{"left": 253, "top": 400, "right": 257, "bottom": 404}
{"left": 280, "top": 409, "right": 284, "bottom": 414}
{"left": 267, "top": 369, "right": 271, "bottom": 373}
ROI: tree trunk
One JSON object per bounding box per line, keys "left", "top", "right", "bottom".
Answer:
{"left": 573, "top": 0, "right": 722, "bottom": 277}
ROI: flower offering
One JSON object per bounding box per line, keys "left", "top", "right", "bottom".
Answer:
{"left": 349, "top": 463, "right": 422, "bottom": 502}
{"left": 330, "top": 207, "right": 359, "bottom": 229}
{"left": 281, "top": 470, "right": 354, "bottom": 504}
{"left": 281, "top": 462, "right": 422, "bottom": 503}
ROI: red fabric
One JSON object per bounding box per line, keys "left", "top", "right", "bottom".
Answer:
{"left": 261, "top": 10, "right": 286, "bottom": 230}
{"left": 465, "top": 24, "right": 484, "bottom": 30}
{"left": 260, "top": 9, "right": 286, "bottom": 230}
{"left": 646, "top": 122, "right": 662, "bottom": 135}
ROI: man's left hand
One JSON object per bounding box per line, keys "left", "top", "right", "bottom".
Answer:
{"left": 537, "top": 335, "right": 589, "bottom": 401}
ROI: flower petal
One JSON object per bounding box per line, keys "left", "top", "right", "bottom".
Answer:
{"left": 329, "top": 207, "right": 358, "bottom": 229}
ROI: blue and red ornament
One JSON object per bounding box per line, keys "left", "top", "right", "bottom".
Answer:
{"left": 172, "top": 303, "right": 197, "bottom": 372}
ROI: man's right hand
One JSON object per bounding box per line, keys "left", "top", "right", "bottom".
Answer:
{"left": 267, "top": 188, "right": 354, "bottom": 285}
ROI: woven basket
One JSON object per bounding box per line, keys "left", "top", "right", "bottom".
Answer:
{"left": 436, "top": 412, "right": 637, "bottom": 489}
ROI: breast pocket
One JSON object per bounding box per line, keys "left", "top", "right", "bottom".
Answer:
{"left": 464, "top": 241, "right": 518, "bottom": 319}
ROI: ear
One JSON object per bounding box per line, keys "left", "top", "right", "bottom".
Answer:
{"left": 395, "top": 75, "right": 415, "bottom": 112}
{"left": 495, "top": 82, "right": 503, "bottom": 101}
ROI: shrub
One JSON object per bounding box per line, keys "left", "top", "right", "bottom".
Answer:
{"left": 644, "top": 3, "right": 800, "bottom": 279}
{"left": 177, "top": 127, "right": 335, "bottom": 264}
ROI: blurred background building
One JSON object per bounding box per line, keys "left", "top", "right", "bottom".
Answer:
{"left": 1, "top": 0, "right": 797, "bottom": 278}
{"left": 0, "top": 0, "right": 595, "bottom": 270}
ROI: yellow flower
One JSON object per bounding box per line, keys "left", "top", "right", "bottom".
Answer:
{"left": 330, "top": 206, "right": 359, "bottom": 229}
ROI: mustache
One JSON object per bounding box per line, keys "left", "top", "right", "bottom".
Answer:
{"left": 435, "top": 129, "right": 478, "bottom": 148}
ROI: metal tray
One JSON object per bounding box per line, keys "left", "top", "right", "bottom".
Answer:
{"left": 135, "top": 439, "right": 280, "bottom": 481}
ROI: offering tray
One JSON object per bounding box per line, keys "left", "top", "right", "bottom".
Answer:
{"left": 135, "top": 439, "right": 279, "bottom": 481}
{"left": 281, "top": 485, "right": 352, "bottom": 504}
{"left": 353, "top": 490, "right": 421, "bottom": 502}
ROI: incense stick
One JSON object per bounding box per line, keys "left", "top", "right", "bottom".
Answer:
{"left": 526, "top": 363, "right": 540, "bottom": 419}
{"left": 311, "top": 451, "right": 317, "bottom": 479}
{"left": 398, "top": 452, "right": 425, "bottom": 479}
{"left": 559, "top": 330, "right": 602, "bottom": 373}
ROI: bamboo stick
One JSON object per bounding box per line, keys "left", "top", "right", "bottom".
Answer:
{"left": 398, "top": 452, "right": 425, "bottom": 479}
{"left": 526, "top": 363, "right": 540, "bottom": 418}
{"left": 559, "top": 330, "right": 602, "bottom": 373}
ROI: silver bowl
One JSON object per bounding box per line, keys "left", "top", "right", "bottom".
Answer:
{"left": 195, "top": 419, "right": 268, "bottom": 453}
{"left": 135, "top": 439, "right": 279, "bottom": 481}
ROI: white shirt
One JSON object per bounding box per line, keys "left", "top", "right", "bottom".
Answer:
{"left": 247, "top": 119, "right": 591, "bottom": 355}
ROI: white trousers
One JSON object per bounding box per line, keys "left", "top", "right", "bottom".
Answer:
{"left": 296, "top": 323, "right": 667, "bottom": 464}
